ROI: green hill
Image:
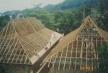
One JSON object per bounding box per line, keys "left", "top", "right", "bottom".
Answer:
{"left": 0, "top": 0, "right": 108, "bottom": 34}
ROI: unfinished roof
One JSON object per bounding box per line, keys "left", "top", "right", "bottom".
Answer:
{"left": 39, "top": 16, "right": 108, "bottom": 73}
{"left": 0, "top": 17, "right": 62, "bottom": 65}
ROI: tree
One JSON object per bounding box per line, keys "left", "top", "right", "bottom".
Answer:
{"left": 0, "top": 15, "right": 10, "bottom": 31}
{"left": 97, "top": 42, "right": 108, "bottom": 73}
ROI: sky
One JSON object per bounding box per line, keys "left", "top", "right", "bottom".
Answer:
{"left": 0, "top": 0, "right": 64, "bottom": 12}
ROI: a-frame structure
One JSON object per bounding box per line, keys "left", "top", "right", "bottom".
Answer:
{"left": 37, "top": 16, "right": 108, "bottom": 73}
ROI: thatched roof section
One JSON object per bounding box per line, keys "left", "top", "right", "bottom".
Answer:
{"left": 0, "top": 17, "right": 62, "bottom": 65}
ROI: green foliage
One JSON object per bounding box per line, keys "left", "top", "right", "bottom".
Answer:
{"left": 53, "top": 10, "right": 81, "bottom": 34}
{"left": 97, "top": 43, "right": 108, "bottom": 59}
{"left": 0, "top": 15, "right": 10, "bottom": 31}
{"left": 0, "top": 0, "right": 108, "bottom": 34}
{"left": 96, "top": 42, "right": 108, "bottom": 73}
{"left": 0, "top": 65, "right": 5, "bottom": 73}
{"left": 22, "top": 8, "right": 83, "bottom": 34}
{"left": 19, "top": 0, "right": 108, "bottom": 34}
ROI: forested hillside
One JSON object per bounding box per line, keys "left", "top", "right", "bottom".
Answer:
{"left": 0, "top": 0, "right": 108, "bottom": 34}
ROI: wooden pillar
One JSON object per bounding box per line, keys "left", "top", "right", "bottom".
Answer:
{"left": 30, "top": 69, "right": 33, "bottom": 73}
{"left": 30, "top": 66, "right": 33, "bottom": 73}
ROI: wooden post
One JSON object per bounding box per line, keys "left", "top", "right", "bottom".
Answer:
{"left": 30, "top": 67, "right": 33, "bottom": 73}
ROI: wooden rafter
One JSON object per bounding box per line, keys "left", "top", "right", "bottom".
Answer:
{"left": 40, "top": 16, "right": 108, "bottom": 73}
{"left": 0, "top": 17, "right": 62, "bottom": 65}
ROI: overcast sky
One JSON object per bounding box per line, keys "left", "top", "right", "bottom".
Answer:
{"left": 0, "top": 0, "right": 64, "bottom": 12}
